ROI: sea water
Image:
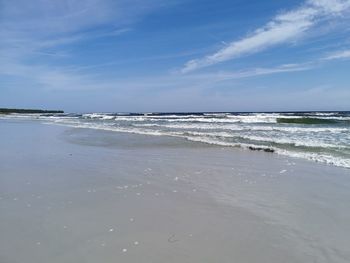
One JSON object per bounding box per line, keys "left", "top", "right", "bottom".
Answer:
{"left": 2, "top": 111, "right": 349, "bottom": 168}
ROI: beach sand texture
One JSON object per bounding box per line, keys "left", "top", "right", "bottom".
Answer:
{"left": 0, "top": 120, "right": 350, "bottom": 263}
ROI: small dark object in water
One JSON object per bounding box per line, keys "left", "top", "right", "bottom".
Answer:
{"left": 248, "top": 146, "right": 274, "bottom": 153}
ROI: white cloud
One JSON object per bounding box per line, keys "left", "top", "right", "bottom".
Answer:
{"left": 182, "top": 0, "right": 350, "bottom": 73}
{"left": 323, "top": 49, "right": 350, "bottom": 59}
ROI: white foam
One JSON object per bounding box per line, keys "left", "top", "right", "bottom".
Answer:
{"left": 239, "top": 135, "right": 348, "bottom": 149}
{"left": 276, "top": 150, "right": 350, "bottom": 169}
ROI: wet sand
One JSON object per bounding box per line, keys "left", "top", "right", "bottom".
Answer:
{"left": 0, "top": 120, "right": 350, "bottom": 263}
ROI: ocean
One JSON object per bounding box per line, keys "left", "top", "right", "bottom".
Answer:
{"left": 2, "top": 111, "right": 349, "bottom": 169}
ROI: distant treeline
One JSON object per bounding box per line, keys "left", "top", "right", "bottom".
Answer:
{"left": 0, "top": 108, "right": 64, "bottom": 114}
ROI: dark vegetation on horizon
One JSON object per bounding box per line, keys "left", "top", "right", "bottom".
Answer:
{"left": 0, "top": 108, "right": 64, "bottom": 114}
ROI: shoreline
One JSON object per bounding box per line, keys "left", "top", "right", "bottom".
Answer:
{"left": 1, "top": 120, "right": 350, "bottom": 262}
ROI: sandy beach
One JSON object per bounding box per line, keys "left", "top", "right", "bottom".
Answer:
{"left": 1, "top": 119, "right": 350, "bottom": 263}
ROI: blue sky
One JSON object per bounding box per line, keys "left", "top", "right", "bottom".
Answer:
{"left": 1, "top": 0, "right": 350, "bottom": 112}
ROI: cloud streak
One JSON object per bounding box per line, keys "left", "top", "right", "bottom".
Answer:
{"left": 201, "top": 63, "right": 314, "bottom": 81}
{"left": 182, "top": 0, "right": 350, "bottom": 73}
{"left": 323, "top": 49, "right": 350, "bottom": 60}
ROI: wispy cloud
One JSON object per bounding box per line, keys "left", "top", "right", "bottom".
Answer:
{"left": 0, "top": 0, "right": 159, "bottom": 55}
{"left": 201, "top": 63, "right": 314, "bottom": 81}
{"left": 323, "top": 49, "right": 350, "bottom": 59}
{"left": 0, "top": 57, "right": 110, "bottom": 91}
{"left": 1, "top": 56, "right": 312, "bottom": 92}
{"left": 182, "top": 0, "right": 350, "bottom": 73}
{"left": 95, "top": 62, "right": 314, "bottom": 93}
{"left": 0, "top": 0, "right": 167, "bottom": 91}
{"left": 0, "top": 0, "right": 160, "bottom": 35}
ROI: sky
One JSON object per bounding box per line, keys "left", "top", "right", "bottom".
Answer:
{"left": 1, "top": 0, "right": 350, "bottom": 113}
